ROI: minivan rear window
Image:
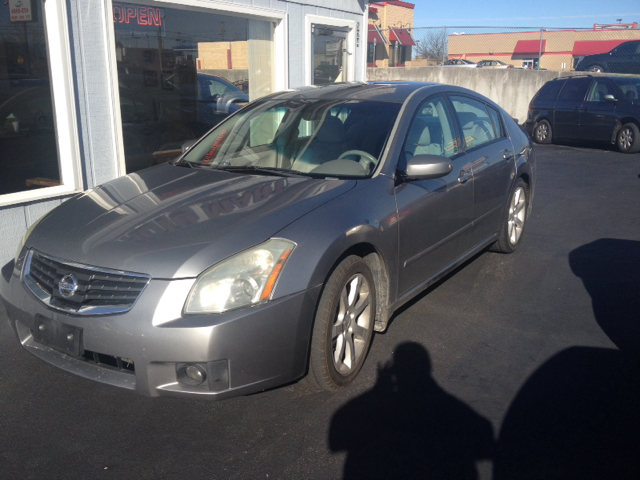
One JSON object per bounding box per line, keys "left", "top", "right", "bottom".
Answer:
{"left": 536, "top": 80, "right": 566, "bottom": 102}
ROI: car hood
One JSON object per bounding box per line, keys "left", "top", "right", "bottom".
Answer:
{"left": 26, "top": 164, "right": 354, "bottom": 278}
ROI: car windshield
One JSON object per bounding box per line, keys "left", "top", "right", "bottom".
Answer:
{"left": 180, "top": 98, "right": 402, "bottom": 178}
{"left": 612, "top": 78, "right": 640, "bottom": 101}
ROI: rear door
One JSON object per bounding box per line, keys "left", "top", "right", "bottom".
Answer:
{"left": 395, "top": 94, "right": 474, "bottom": 296}
{"left": 553, "top": 77, "right": 592, "bottom": 139}
{"left": 449, "top": 94, "right": 515, "bottom": 246}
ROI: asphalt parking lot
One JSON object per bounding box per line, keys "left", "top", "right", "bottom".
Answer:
{"left": 1, "top": 143, "right": 639, "bottom": 480}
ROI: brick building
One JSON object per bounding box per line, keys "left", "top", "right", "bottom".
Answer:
{"left": 367, "top": 1, "right": 416, "bottom": 67}
{"left": 448, "top": 24, "right": 640, "bottom": 70}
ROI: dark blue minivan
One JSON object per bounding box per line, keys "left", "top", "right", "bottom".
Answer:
{"left": 525, "top": 75, "right": 640, "bottom": 153}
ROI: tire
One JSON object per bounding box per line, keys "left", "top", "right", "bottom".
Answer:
{"left": 491, "top": 179, "right": 528, "bottom": 254}
{"left": 307, "top": 255, "right": 376, "bottom": 391}
{"left": 616, "top": 123, "right": 640, "bottom": 154}
{"left": 533, "top": 120, "right": 552, "bottom": 144}
{"left": 589, "top": 65, "right": 604, "bottom": 73}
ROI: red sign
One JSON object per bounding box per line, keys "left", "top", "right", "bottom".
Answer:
{"left": 113, "top": 4, "right": 162, "bottom": 27}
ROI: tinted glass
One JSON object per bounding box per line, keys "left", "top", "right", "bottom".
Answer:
{"left": 402, "top": 96, "right": 459, "bottom": 166}
{"left": 0, "top": 2, "right": 61, "bottom": 195}
{"left": 536, "top": 80, "right": 565, "bottom": 102}
{"left": 613, "top": 42, "right": 639, "bottom": 55}
{"left": 182, "top": 100, "right": 402, "bottom": 178}
{"left": 113, "top": 3, "right": 273, "bottom": 173}
{"left": 450, "top": 95, "right": 497, "bottom": 149}
{"left": 487, "top": 106, "right": 505, "bottom": 138}
{"left": 557, "top": 77, "right": 592, "bottom": 102}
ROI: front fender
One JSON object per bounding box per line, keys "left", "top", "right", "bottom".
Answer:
{"left": 272, "top": 175, "right": 399, "bottom": 304}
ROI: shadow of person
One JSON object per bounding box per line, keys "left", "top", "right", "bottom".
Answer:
{"left": 329, "top": 342, "right": 494, "bottom": 479}
{"left": 494, "top": 239, "right": 640, "bottom": 480}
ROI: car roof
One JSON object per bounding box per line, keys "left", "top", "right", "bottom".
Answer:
{"left": 264, "top": 82, "right": 442, "bottom": 103}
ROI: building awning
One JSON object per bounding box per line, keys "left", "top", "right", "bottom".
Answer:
{"left": 572, "top": 40, "right": 626, "bottom": 56}
{"left": 513, "top": 39, "right": 546, "bottom": 55}
{"left": 389, "top": 28, "right": 416, "bottom": 46}
{"left": 368, "top": 24, "right": 388, "bottom": 44}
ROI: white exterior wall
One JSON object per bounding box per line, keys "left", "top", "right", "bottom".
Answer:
{"left": 0, "top": 0, "right": 367, "bottom": 266}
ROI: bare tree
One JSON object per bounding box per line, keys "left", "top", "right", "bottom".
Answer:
{"left": 414, "top": 28, "right": 448, "bottom": 62}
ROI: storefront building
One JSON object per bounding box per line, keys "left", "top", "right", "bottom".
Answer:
{"left": 0, "top": 0, "right": 368, "bottom": 265}
{"left": 448, "top": 25, "right": 640, "bottom": 71}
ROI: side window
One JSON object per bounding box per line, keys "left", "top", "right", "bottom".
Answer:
{"left": 403, "top": 96, "right": 459, "bottom": 165}
{"left": 249, "top": 107, "right": 287, "bottom": 147}
{"left": 487, "top": 106, "right": 506, "bottom": 138}
{"left": 450, "top": 95, "right": 497, "bottom": 149}
{"left": 586, "top": 79, "right": 613, "bottom": 103}
{"left": 536, "top": 80, "right": 565, "bottom": 102}
{"left": 557, "top": 77, "right": 592, "bottom": 102}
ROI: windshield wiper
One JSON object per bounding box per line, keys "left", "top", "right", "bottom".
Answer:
{"left": 217, "top": 166, "right": 310, "bottom": 177}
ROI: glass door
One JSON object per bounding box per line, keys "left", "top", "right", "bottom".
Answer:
{"left": 311, "top": 25, "right": 349, "bottom": 85}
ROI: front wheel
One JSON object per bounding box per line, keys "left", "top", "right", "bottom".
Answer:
{"left": 617, "top": 123, "right": 640, "bottom": 154}
{"left": 307, "top": 256, "right": 376, "bottom": 391}
{"left": 589, "top": 64, "right": 604, "bottom": 73}
{"left": 491, "top": 179, "right": 528, "bottom": 254}
{"left": 533, "top": 120, "right": 552, "bottom": 144}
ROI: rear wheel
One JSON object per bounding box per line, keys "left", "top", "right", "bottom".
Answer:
{"left": 307, "top": 256, "right": 375, "bottom": 391}
{"left": 533, "top": 120, "right": 552, "bottom": 144}
{"left": 617, "top": 123, "right": 640, "bottom": 154}
{"left": 491, "top": 179, "right": 528, "bottom": 254}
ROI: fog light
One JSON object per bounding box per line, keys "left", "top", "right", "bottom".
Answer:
{"left": 176, "top": 363, "right": 207, "bottom": 386}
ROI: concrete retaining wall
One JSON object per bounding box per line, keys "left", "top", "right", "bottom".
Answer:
{"left": 367, "top": 67, "right": 584, "bottom": 123}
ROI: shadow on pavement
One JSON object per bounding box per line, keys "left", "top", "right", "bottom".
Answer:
{"left": 494, "top": 238, "right": 640, "bottom": 479}
{"left": 329, "top": 342, "right": 494, "bottom": 479}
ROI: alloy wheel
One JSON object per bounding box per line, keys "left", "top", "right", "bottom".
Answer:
{"left": 332, "top": 273, "right": 372, "bottom": 375}
{"left": 508, "top": 187, "right": 526, "bottom": 245}
{"left": 619, "top": 127, "right": 634, "bottom": 151}
{"left": 535, "top": 123, "right": 548, "bottom": 143}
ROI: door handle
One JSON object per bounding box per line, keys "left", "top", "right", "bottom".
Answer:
{"left": 458, "top": 169, "right": 472, "bottom": 183}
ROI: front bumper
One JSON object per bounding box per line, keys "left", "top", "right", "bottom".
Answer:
{"left": 0, "top": 258, "right": 320, "bottom": 400}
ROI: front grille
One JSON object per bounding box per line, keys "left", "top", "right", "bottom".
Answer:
{"left": 24, "top": 250, "right": 150, "bottom": 315}
{"left": 82, "top": 350, "right": 135, "bottom": 374}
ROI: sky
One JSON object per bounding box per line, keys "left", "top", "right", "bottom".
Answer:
{"left": 412, "top": 0, "right": 640, "bottom": 29}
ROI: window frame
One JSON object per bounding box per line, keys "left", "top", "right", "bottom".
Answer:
{"left": 104, "top": 0, "right": 288, "bottom": 177}
{"left": 0, "top": 0, "right": 82, "bottom": 208}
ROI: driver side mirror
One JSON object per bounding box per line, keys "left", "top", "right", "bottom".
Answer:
{"left": 603, "top": 94, "right": 618, "bottom": 103}
{"left": 403, "top": 154, "right": 453, "bottom": 181}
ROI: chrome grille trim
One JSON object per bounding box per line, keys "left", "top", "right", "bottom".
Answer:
{"left": 23, "top": 250, "right": 150, "bottom": 315}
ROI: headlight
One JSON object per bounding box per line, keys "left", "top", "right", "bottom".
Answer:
{"left": 184, "top": 239, "right": 296, "bottom": 314}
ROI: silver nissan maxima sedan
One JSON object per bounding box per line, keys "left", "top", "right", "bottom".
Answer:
{"left": 1, "top": 82, "right": 535, "bottom": 399}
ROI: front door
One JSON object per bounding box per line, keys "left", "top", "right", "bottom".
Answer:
{"left": 582, "top": 78, "right": 618, "bottom": 142}
{"left": 395, "top": 95, "right": 474, "bottom": 296}
{"left": 312, "top": 25, "right": 349, "bottom": 85}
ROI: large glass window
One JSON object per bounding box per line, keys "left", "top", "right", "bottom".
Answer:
{"left": 112, "top": 2, "right": 274, "bottom": 173}
{"left": 0, "top": 1, "right": 60, "bottom": 196}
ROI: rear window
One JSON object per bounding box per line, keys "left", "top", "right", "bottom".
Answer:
{"left": 536, "top": 80, "right": 565, "bottom": 102}
{"left": 557, "top": 77, "right": 592, "bottom": 102}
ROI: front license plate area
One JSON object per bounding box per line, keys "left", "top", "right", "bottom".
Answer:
{"left": 31, "top": 315, "right": 83, "bottom": 357}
